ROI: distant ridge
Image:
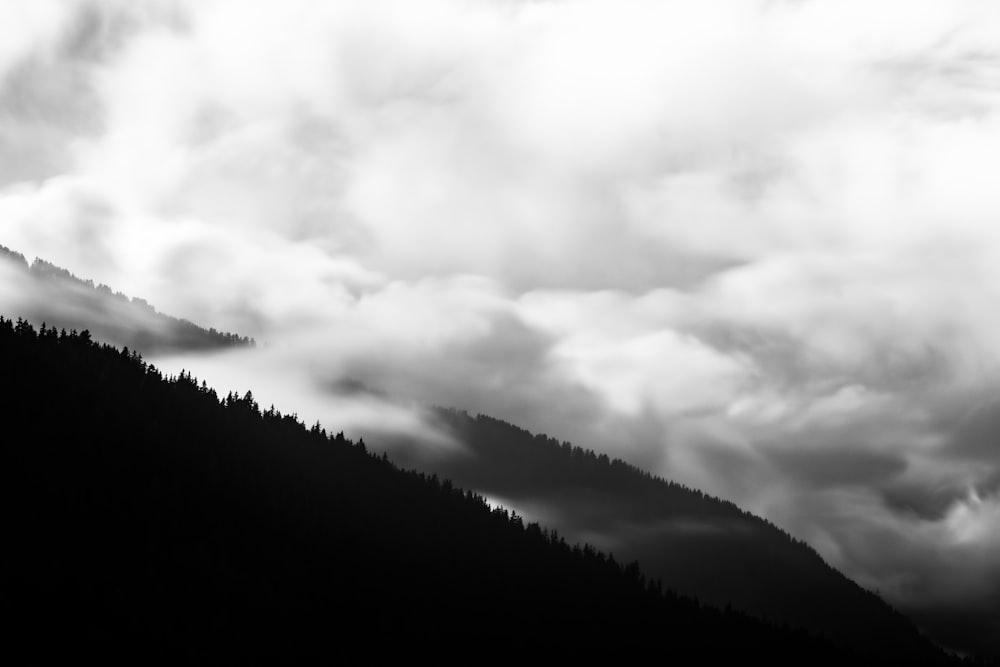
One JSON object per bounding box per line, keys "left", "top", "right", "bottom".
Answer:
{"left": 0, "top": 243, "right": 252, "bottom": 354}
{"left": 379, "top": 408, "right": 962, "bottom": 663}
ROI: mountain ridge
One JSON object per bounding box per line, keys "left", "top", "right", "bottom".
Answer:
{"left": 0, "top": 243, "right": 253, "bottom": 353}
{"left": 0, "top": 316, "right": 910, "bottom": 663}
{"left": 0, "top": 243, "right": 985, "bottom": 662}
{"left": 375, "top": 407, "right": 953, "bottom": 661}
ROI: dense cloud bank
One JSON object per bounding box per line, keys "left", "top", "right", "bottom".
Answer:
{"left": 3, "top": 0, "right": 1000, "bottom": 652}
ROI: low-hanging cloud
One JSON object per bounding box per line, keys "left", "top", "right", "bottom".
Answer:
{"left": 4, "top": 0, "right": 1000, "bottom": 654}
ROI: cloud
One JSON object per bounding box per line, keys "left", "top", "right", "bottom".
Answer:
{"left": 4, "top": 0, "right": 1000, "bottom": 653}
{"left": 770, "top": 445, "right": 908, "bottom": 489}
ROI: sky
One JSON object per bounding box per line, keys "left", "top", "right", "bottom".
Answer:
{"left": 3, "top": 0, "right": 1000, "bottom": 648}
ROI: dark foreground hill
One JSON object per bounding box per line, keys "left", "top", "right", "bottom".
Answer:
{"left": 0, "top": 317, "right": 951, "bottom": 665}
{"left": 0, "top": 244, "right": 252, "bottom": 353}
{"left": 380, "top": 409, "right": 967, "bottom": 663}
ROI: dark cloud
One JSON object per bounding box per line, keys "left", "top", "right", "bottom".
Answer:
{"left": 949, "top": 399, "right": 1000, "bottom": 461}
{"left": 326, "top": 377, "right": 389, "bottom": 400}
{"left": 881, "top": 481, "right": 967, "bottom": 522}
{"left": 771, "top": 445, "right": 908, "bottom": 488}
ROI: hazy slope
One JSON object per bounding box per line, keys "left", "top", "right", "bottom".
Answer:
{"left": 0, "top": 244, "right": 252, "bottom": 354}
{"left": 379, "top": 408, "right": 956, "bottom": 662}
{"left": 0, "top": 318, "right": 896, "bottom": 664}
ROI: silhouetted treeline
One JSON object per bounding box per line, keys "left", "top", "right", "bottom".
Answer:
{"left": 371, "top": 408, "right": 976, "bottom": 664}
{"left": 0, "top": 243, "right": 253, "bottom": 354}
{"left": 0, "top": 317, "right": 946, "bottom": 665}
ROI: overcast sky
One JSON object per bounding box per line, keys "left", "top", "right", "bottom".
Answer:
{"left": 3, "top": 0, "right": 1000, "bottom": 642}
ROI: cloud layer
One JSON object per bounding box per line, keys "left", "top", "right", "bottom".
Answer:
{"left": 4, "top": 0, "right": 1000, "bottom": 652}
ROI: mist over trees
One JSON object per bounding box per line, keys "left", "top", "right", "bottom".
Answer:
{"left": 0, "top": 317, "right": 965, "bottom": 664}
{"left": 0, "top": 245, "right": 989, "bottom": 662}
{"left": 0, "top": 244, "right": 252, "bottom": 354}
{"left": 369, "top": 409, "right": 965, "bottom": 662}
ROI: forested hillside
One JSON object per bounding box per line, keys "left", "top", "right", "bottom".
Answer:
{"left": 375, "top": 409, "right": 965, "bottom": 662}
{"left": 0, "top": 317, "right": 943, "bottom": 664}
{"left": 0, "top": 244, "right": 252, "bottom": 353}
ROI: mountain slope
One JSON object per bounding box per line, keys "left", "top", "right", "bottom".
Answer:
{"left": 0, "top": 318, "right": 895, "bottom": 664}
{"left": 0, "top": 244, "right": 252, "bottom": 353}
{"left": 0, "top": 249, "right": 973, "bottom": 662}
{"left": 378, "top": 408, "right": 956, "bottom": 662}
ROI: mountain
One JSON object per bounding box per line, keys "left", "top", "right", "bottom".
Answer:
{"left": 0, "top": 244, "right": 252, "bottom": 354}
{"left": 378, "top": 409, "right": 963, "bottom": 662}
{"left": 0, "top": 317, "right": 894, "bottom": 664}
{"left": 0, "top": 244, "right": 978, "bottom": 662}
